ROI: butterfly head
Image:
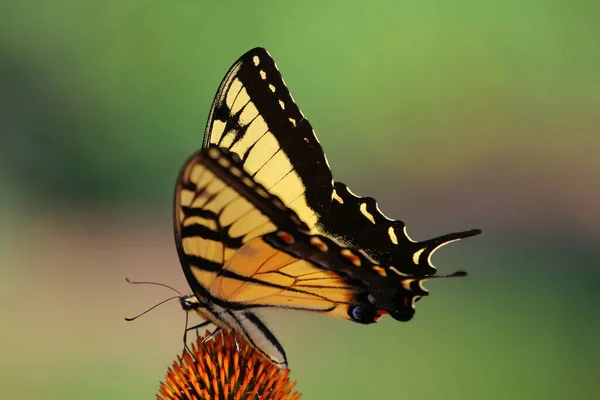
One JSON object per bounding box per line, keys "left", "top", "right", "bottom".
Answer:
{"left": 180, "top": 294, "right": 203, "bottom": 311}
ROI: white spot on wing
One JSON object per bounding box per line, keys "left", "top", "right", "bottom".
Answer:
{"left": 269, "top": 84, "right": 276, "bottom": 92}
{"left": 388, "top": 227, "right": 399, "bottom": 245}
{"left": 412, "top": 248, "right": 426, "bottom": 265}
{"left": 289, "top": 118, "right": 296, "bottom": 127}
{"left": 259, "top": 70, "right": 267, "bottom": 80}
{"left": 359, "top": 203, "right": 376, "bottom": 224}
{"left": 252, "top": 55, "right": 260, "bottom": 66}
{"left": 278, "top": 100, "right": 285, "bottom": 110}
{"left": 332, "top": 190, "right": 344, "bottom": 204}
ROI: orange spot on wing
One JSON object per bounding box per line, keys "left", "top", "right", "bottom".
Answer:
{"left": 309, "top": 237, "right": 328, "bottom": 252}
{"left": 340, "top": 249, "right": 361, "bottom": 267}
{"left": 276, "top": 231, "right": 295, "bottom": 245}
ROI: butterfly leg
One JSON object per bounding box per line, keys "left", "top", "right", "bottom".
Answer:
{"left": 232, "top": 331, "right": 241, "bottom": 352}
{"left": 202, "top": 326, "right": 222, "bottom": 344}
{"left": 185, "top": 321, "right": 211, "bottom": 343}
{"left": 183, "top": 320, "right": 211, "bottom": 358}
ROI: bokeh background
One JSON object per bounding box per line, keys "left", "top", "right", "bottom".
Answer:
{"left": 1, "top": 1, "right": 599, "bottom": 399}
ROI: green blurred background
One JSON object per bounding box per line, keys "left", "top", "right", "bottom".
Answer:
{"left": 1, "top": 1, "right": 598, "bottom": 399}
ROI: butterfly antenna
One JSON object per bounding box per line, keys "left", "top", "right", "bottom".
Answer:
{"left": 125, "top": 277, "right": 182, "bottom": 296}
{"left": 124, "top": 295, "right": 181, "bottom": 321}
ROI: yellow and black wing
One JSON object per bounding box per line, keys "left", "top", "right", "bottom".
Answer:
{"left": 201, "top": 47, "right": 480, "bottom": 282}
{"left": 202, "top": 48, "right": 333, "bottom": 231}
{"left": 174, "top": 145, "right": 430, "bottom": 324}
{"left": 174, "top": 145, "right": 351, "bottom": 314}
{"left": 174, "top": 145, "right": 364, "bottom": 368}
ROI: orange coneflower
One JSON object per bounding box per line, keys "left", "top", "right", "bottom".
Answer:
{"left": 157, "top": 331, "right": 301, "bottom": 400}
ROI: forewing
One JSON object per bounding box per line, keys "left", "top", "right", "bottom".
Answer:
{"left": 203, "top": 48, "right": 480, "bottom": 276}
{"left": 202, "top": 47, "right": 333, "bottom": 230}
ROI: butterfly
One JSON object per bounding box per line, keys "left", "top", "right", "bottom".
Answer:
{"left": 174, "top": 48, "right": 481, "bottom": 369}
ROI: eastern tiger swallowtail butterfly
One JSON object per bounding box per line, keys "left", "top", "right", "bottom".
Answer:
{"left": 175, "top": 48, "right": 481, "bottom": 369}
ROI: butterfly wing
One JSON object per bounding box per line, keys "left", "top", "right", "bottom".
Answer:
{"left": 215, "top": 231, "right": 432, "bottom": 324}
{"left": 319, "top": 182, "right": 482, "bottom": 276}
{"left": 211, "top": 236, "right": 357, "bottom": 318}
{"left": 175, "top": 146, "right": 428, "bottom": 325}
{"left": 201, "top": 47, "right": 480, "bottom": 278}
{"left": 203, "top": 47, "right": 333, "bottom": 231}
{"left": 174, "top": 144, "right": 308, "bottom": 300}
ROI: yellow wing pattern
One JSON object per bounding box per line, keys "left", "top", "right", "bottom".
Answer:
{"left": 213, "top": 236, "right": 356, "bottom": 319}
{"left": 203, "top": 48, "right": 333, "bottom": 231}
{"left": 175, "top": 145, "right": 362, "bottom": 321}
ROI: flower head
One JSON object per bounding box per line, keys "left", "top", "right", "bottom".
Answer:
{"left": 157, "top": 331, "right": 301, "bottom": 400}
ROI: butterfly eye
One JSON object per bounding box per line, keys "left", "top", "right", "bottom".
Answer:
{"left": 180, "top": 298, "right": 198, "bottom": 311}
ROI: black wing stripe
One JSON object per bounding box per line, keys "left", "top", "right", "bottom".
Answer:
{"left": 184, "top": 255, "right": 223, "bottom": 272}
{"left": 180, "top": 207, "right": 218, "bottom": 219}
